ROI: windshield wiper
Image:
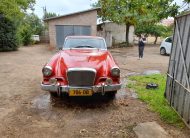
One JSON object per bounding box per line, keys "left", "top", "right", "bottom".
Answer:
{"left": 72, "top": 45, "right": 96, "bottom": 48}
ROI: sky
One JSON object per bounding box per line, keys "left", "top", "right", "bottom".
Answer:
{"left": 33, "top": 0, "right": 187, "bottom": 19}
{"left": 34, "top": 0, "right": 98, "bottom": 18}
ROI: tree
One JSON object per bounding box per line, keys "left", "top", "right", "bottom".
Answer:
{"left": 0, "top": 0, "right": 35, "bottom": 50}
{"left": 43, "top": 7, "right": 58, "bottom": 19}
{"left": 184, "top": 0, "right": 190, "bottom": 3}
{"left": 18, "top": 13, "right": 44, "bottom": 45}
{"left": 43, "top": 12, "right": 58, "bottom": 19}
{"left": 0, "top": 15, "right": 18, "bottom": 51}
{"left": 0, "top": 0, "right": 35, "bottom": 19}
{"left": 91, "top": 1, "right": 101, "bottom": 8}
{"left": 135, "top": 24, "right": 173, "bottom": 44}
{"left": 18, "top": 24, "right": 33, "bottom": 46}
{"left": 94, "top": 0, "right": 179, "bottom": 46}
{"left": 163, "top": 23, "right": 174, "bottom": 38}
{"left": 25, "top": 13, "right": 44, "bottom": 35}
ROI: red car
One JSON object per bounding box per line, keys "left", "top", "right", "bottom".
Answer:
{"left": 41, "top": 36, "right": 121, "bottom": 97}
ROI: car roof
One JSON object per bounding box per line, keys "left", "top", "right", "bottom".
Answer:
{"left": 65, "top": 36, "right": 104, "bottom": 39}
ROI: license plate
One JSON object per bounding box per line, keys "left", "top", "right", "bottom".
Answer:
{"left": 69, "top": 89, "right": 93, "bottom": 96}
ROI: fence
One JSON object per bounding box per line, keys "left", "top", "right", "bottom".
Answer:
{"left": 165, "top": 11, "right": 190, "bottom": 128}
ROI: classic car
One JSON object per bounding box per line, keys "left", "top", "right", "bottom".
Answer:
{"left": 41, "top": 36, "right": 121, "bottom": 97}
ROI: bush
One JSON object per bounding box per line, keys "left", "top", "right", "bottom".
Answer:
{"left": 17, "top": 13, "right": 44, "bottom": 46}
{"left": 18, "top": 24, "right": 33, "bottom": 46}
{"left": 0, "top": 15, "right": 18, "bottom": 51}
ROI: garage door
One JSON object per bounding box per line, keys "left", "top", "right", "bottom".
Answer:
{"left": 56, "top": 25, "right": 91, "bottom": 49}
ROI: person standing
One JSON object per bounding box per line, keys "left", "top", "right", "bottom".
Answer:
{"left": 138, "top": 35, "right": 146, "bottom": 60}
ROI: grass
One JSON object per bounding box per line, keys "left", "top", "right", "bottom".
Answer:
{"left": 127, "top": 74, "right": 184, "bottom": 128}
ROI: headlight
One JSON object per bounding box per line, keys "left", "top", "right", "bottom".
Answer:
{"left": 106, "top": 78, "right": 113, "bottom": 85}
{"left": 111, "top": 67, "right": 120, "bottom": 77}
{"left": 42, "top": 66, "right": 52, "bottom": 77}
{"left": 49, "top": 78, "right": 57, "bottom": 85}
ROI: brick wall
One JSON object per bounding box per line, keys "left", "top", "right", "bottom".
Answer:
{"left": 46, "top": 10, "right": 97, "bottom": 47}
{"left": 97, "top": 23, "right": 134, "bottom": 47}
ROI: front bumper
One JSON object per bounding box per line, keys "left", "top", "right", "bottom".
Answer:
{"left": 41, "top": 83, "right": 122, "bottom": 93}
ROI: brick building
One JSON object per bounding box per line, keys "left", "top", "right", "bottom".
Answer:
{"left": 44, "top": 8, "right": 99, "bottom": 49}
{"left": 97, "top": 22, "right": 134, "bottom": 47}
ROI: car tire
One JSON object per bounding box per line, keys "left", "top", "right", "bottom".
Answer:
{"left": 106, "top": 91, "right": 116, "bottom": 99}
{"left": 50, "top": 92, "right": 59, "bottom": 97}
{"left": 146, "top": 83, "right": 158, "bottom": 89}
{"left": 160, "top": 48, "right": 166, "bottom": 55}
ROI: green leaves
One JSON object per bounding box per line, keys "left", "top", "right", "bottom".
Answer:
{"left": 0, "top": 0, "right": 36, "bottom": 49}
{"left": 184, "top": 0, "right": 190, "bottom": 3}
{"left": 97, "top": 0, "right": 179, "bottom": 25}
{"left": 135, "top": 24, "right": 165, "bottom": 37}
{"left": 0, "top": 0, "right": 35, "bottom": 19}
{"left": 0, "top": 16, "right": 18, "bottom": 51}
{"left": 18, "top": 23, "right": 33, "bottom": 46}
{"left": 24, "top": 13, "right": 44, "bottom": 35}
{"left": 43, "top": 12, "right": 58, "bottom": 19}
{"left": 93, "top": 0, "right": 179, "bottom": 44}
{"left": 135, "top": 24, "right": 174, "bottom": 44}
{"left": 18, "top": 13, "right": 44, "bottom": 46}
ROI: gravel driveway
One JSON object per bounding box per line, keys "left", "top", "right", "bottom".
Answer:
{"left": 0, "top": 45, "right": 189, "bottom": 137}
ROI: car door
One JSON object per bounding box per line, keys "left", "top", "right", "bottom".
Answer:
{"left": 165, "top": 37, "right": 172, "bottom": 54}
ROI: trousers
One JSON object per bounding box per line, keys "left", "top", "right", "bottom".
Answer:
{"left": 139, "top": 46, "right": 144, "bottom": 58}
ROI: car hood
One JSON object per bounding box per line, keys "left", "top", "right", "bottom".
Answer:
{"left": 48, "top": 49, "right": 117, "bottom": 77}
{"left": 60, "top": 49, "right": 109, "bottom": 68}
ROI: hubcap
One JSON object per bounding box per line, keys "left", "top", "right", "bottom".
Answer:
{"left": 161, "top": 49, "right": 165, "bottom": 55}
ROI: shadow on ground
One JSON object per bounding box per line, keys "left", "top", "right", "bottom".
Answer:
{"left": 32, "top": 93, "right": 118, "bottom": 111}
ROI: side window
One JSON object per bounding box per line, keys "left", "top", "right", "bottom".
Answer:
{"left": 165, "top": 37, "right": 172, "bottom": 43}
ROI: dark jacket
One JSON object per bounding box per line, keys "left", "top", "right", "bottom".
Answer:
{"left": 138, "top": 38, "right": 146, "bottom": 47}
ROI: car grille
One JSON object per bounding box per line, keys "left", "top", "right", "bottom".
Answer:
{"left": 67, "top": 68, "right": 96, "bottom": 86}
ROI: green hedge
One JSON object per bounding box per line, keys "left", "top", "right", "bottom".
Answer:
{"left": 0, "top": 15, "right": 18, "bottom": 51}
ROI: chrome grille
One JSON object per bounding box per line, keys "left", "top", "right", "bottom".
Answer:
{"left": 67, "top": 68, "right": 96, "bottom": 86}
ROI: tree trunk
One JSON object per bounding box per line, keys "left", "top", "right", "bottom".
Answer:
{"left": 125, "top": 23, "right": 130, "bottom": 46}
{"left": 154, "top": 36, "right": 158, "bottom": 44}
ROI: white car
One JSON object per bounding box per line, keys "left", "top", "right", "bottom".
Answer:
{"left": 31, "top": 35, "right": 40, "bottom": 42}
{"left": 160, "top": 36, "right": 172, "bottom": 55}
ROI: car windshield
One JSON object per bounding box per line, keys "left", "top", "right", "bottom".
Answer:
{"left": 165, "top": 37, "right": 173, "bottom": 43}
{"left": 63, "top": 38, "right": 107, "bottom": 49}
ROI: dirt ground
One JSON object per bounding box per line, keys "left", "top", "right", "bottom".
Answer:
{"left": 0, "top": 44, "right": 189, "bottom": 138}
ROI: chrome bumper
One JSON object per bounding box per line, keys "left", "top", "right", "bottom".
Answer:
{"left": 41, "top": 83, "right": 122, "bottom": 93}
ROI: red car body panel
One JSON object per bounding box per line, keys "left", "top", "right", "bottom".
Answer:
{"left": 43, "top": 48, "right": 120, "bottom": 86}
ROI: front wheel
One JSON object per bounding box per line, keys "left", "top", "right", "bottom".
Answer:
{"left": 160, "top": 48, "right": 166, "bottom": 55}
{"left": 50, "top": 92, "right": 59, "bottom": 97}
{"left": 106, "top": 91, "right": 117, "bottom": 99}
